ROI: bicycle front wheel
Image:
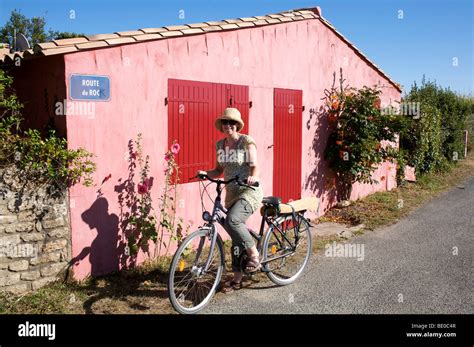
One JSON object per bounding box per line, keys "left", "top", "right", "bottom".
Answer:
{"left": 168, "top": 227, "right": 225, "bottom": 314}
{"left": 262, "top": 213, "right": 312, "bottom": 286}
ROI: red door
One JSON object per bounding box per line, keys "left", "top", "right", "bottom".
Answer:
{"left": 168, "top": 79, "right": 249, "bottom": 183}
{"left": 273, "top": 88, "right": 303, "bottom": 202}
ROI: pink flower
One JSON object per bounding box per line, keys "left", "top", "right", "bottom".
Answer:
{"left": 171, "top": 143, "right": 181, "bottom": 155}
{"left": 165, "top": 153, "right": 172, "bottom": 161}
{"left": 131, "top": 152, "right": 137, "bottom": 159}
{"left": 144, "top": 177, "right": 154, "bottom": 190}
{"left": 137, "top": 183, "right": 148, "bottom": 195}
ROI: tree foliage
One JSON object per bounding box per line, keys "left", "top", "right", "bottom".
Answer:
{"left": 0, "top": 9, "right": 83, "bottom": 48}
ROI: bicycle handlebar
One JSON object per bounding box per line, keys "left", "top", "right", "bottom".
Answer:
{"left": 190, "top": 174, "right": 259, "bottom": 189}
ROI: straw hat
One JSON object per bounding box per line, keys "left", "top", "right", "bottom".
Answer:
{"left": 215, "top": 107, "right": 244, "bottom": 133}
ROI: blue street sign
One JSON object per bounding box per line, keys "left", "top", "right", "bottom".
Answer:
{"left": 70, "top": 74, "right": 110, "bottom": 101}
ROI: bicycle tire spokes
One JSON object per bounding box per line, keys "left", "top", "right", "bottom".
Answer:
{"left": 170, "top": 232, "right": 223, "bottom": 312}
{"left": 263, "top": 214, "right": 312, "bottom": 284}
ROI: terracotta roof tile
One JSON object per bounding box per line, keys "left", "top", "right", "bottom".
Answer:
{"left": 2, "top": 53, "right": 14, "bottom": 62}
{"left": 296, "top": 10, "right": 315, "bottom": 15}
{"left": 186, "top": 23, "right": 210, "bottom": 28}
{"left": 265, "top": 18, "right": 281, "bottom": 24}
{"left": 75, "top": 41, "right": 109, "bottom": 50}
{"left": 160, "top": 30, "right": 184, "bottom": 37}
{"left": 36, "top": 42, "right": 57, "bottom": 50}
{"left": 278, "top": 17, "right": 294, "bottom": 22}
{"left": 253, "top": 20, "right": 269, "bottom": 26}
{"left": 223, "top": 19, "right": 242, "bottom": 24}
{"left": 133, "top": 33, "right": 165, "bottom": 41}
{"left": 180, "top": 28, "right": 204, "bottom": 35}
{"left": 23, "top": 49, "right": 34, "bottom": 57}
{"left": 236, "top": 22, "right": 255, "bottom": 28}
{"left": 105, "top": 37, "right": 136, "bottom": 45}
{"left": 164, "top": 25, "right": 189, "bottom": 31}
{"left": 41, "top": 46, "right": 78, "bottom": 56}
{"left": 205, "top": 21, "right": 228, "bottom": 26}
{"left": 239, "top": 17, "right": 258, "bottom": 22}
{"left": 219, "top": 23, "right": 239, "bottom": 30}
{"left": 201, "top": 26, "right": 222, "bottom": 32}
{"left": 268, "top": 14, "right": 284, "bottom": 19}
{"left": 139, "top": 28, "right": 169, "bottom": 34}
{"left": 86, "top": 33, "right": 119, "bottom": 41}
{"left": 115, "top": 30, "right": 144, "bottom": 37}
{"left": 53, "top": 37, "right": 88, "bottom": 46}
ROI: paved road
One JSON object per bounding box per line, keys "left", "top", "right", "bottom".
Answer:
{"left": 203, "top": 177, "right": 474, "bottom": 314}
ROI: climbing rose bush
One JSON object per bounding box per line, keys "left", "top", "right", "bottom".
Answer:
{"left": 324, "top": 74, "right": 405, "bottom": 199}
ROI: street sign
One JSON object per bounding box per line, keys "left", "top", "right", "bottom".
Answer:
{"left": 70, "top": 74, "right": 110, "bottom": 101}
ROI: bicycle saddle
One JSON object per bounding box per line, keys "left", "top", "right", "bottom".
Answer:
{"left": 262, "top": 196, "right": 281, "bottom": 206}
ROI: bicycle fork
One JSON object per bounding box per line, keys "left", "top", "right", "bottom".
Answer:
{"left": 190, "top": 225, "right": 218, "bottom": 276}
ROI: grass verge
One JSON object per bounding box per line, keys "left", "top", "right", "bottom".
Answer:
{"left": 319, "top": 155, "right": 474, "bottom": 230}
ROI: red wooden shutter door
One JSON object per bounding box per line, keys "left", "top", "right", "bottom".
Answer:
{"left": 168, "top": 79, "right": 250, "bottom": 184}
{"left": 273, "top": 88, "right": 303, "bottom": 202}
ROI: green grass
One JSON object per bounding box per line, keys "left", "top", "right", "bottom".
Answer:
{"left": 321, "top": 154, "right": 474, "bottom": 230}
{"left": 0, "top": 282, "right": 87, "bottom": 314}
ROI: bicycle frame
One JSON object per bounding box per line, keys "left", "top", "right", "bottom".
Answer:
{"left": 197, "top": 176, "right": 304, "bottom": 274}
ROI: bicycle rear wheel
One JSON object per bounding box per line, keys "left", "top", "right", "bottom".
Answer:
{"left": 262, "top": 213, "right": 312, "bottom": 286}
{"left": 168, "top": 227, "right": 224, "bottom": 314}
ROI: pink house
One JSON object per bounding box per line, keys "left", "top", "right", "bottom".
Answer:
{"left": 1, "top": 6, "right": 401, "bottom": 279}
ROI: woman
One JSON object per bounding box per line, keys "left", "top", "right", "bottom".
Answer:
{"left": 197, "top": 107, "right": 264, "bottom": 293}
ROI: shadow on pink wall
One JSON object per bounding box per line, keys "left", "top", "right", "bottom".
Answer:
{"left": 69, "top": 197, "right": 124, "bottom": 277}
{"left": 304, "top": 105, "right": 340, "bottom": 213}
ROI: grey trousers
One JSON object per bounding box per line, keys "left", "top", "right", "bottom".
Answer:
{"left": 223, "top": 198, "right": 255, "bottom": 271}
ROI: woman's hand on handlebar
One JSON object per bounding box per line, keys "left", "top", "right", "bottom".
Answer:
{"left": 246, "top": 175, "right": 259, "bottom": 186}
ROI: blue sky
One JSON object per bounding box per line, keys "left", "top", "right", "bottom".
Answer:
{"left": 1, "top": 0, "right": 472, "bottom": 95}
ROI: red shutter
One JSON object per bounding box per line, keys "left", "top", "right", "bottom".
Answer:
{"left": 273, "top": 88, "right": 303, "bottom": 202}
{"left": 168, "top": 79, "right": 249, "bottom": 184}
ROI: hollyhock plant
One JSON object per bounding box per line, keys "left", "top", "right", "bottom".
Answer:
{"left": 144, "top": 177, "right": 154, "bottom": 189}
{"left": 137, "top": 183, "right": 148, "bottom": 195}
{"left": 124, "top": 133, "right": 158, "bottom": 257}
{"left": 171, "top": 143, "right": 181, "bottom": 155}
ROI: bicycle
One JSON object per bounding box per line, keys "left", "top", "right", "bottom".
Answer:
{"left": 167, "top": 174, "right": 318, "bottom": 314}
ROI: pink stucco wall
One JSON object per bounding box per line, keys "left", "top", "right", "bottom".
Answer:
{"left": 62, "top": 18, "right": 401, "bottom": 279}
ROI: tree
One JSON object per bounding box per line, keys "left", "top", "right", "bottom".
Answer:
{"left": 0, "top": 9, "right": 83, "bottom": 49}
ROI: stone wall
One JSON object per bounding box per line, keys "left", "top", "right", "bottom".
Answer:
{"left": 0, "top": 168, "right": 71, "bottom": 294}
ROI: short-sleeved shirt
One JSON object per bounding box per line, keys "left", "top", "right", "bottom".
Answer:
{"left": 216, "top": 134, "right": 264, "bottom": 212}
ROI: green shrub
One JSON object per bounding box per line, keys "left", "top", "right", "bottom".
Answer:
{"left": 399, "top": 103, "right": 446, "bottom": 174}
